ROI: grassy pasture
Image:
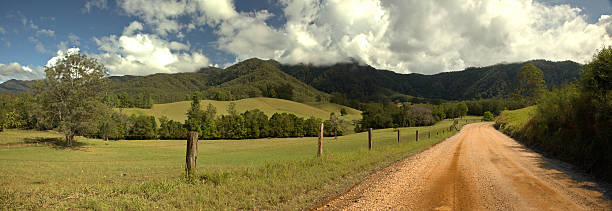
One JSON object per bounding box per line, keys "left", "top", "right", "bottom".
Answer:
{"left": 119, "top": 97, "right": 361, "bottom": 123}
{"left": 0, "top": 116, "right": 480, "bottom": 210}
{"left": 494, "top": 106, "right": 535, "bottom": 135}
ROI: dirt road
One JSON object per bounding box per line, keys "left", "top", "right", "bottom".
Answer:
{"left": 318, "top": 122, "right": 611, "bottom": 210}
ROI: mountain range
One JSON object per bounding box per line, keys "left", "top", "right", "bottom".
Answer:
{"left": 0, "top": 58, "right": 582, "bottom": 104}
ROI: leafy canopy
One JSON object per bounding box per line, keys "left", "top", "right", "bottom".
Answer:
{"left": 34, "top": 52, "right": 109, "bottom": 146}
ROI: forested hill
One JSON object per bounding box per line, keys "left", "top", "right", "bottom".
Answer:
{"left": 279, "top": 59, "right": 582, "bottom": 101}
{"left": 108, "top": 58, "right": 329, "bottom": 104}
{"left": 0, "top": 79, "right": 33, "bottom": 93}
{"left": 1, "top": 58, "right": 581, "bottom": 103}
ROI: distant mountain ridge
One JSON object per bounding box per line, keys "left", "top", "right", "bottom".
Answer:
{"left": 279, "top": 59, "right": 581, "bottom": 101}
{"left": 0, "top": 58, "right": 582, "bottom": 103}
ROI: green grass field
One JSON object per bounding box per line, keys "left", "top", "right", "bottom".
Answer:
{"left": 119, "top": 97, "right": 361, "bottom": 123}
{"left": 0, "top": 117, "right": 481, "bottom": 210}
{"left": 494, "top": 106, "right": 535, "bottom": 135}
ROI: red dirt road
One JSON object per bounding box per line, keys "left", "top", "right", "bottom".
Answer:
{"left": 318, "top": 122, "right": 611, "bottom": 210}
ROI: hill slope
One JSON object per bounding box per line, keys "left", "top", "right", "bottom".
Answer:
{"left": 201, "top": 58, "right": 329, "bottom": 102}
{"left": 0, "top": 79, "right": 34, "bottom": 94}
{"left": 120, "top": 97, "right": 361, "bottom": 123}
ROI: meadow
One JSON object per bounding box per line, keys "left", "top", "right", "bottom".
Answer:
{"left": 494, "top": 106, "right": 535, "bottom": 136}
{"left": 0, "top": 117, "right": 481, "bottom": 210}
{"left": 119, "top": 97, "right": 362, "bottom": 123}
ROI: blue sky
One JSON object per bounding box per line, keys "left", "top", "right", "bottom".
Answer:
{"left": 0, "top": 0, "right": 611, "bottom": 82}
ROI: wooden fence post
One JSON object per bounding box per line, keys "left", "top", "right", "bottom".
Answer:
{"left": 428, "top": 131, "right": 431, "bottom": 139}
{"left": 318, "top": 123, "right": 324, "bottom": 157}
{"left": 416, "top": 130, "right": 419, "bottom": 142}
{"left": 186, "top": 131, "right": 198, "bottom": 175}
{"left": 397, "top": 129, "right": 400, "bottom": 143}
{"left": 368, "top": 128, "right": 373, "bottom": 150}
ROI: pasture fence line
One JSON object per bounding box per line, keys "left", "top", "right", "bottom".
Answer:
{"left": 368, "top": 128, "right": 373, "bottom": 150}
{"left": 186, "top": 131, "right": 198, "bottom": 175}
{"left": 318, "top": 123, "right": 324, "bottom": 157}
{"left": 364, "top": 118, "right": 480, "bottom": 153}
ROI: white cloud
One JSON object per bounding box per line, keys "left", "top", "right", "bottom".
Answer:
{"left": 92, "top": 25, "right": 209, "bottom": 75}
{"left": 0, "top": 26, "right": 6, "bottom": 35}
{"left": 36, "top": 29, "right": 55, "bottom": 37}
{"left": 0, "top": 62, "right": 45, "bottom": 83}
{"left": 216, "top": 10, "right": 288, "bottom": 61}
{"left": 83, "top": 0, "right": 108, "bottom": 13}
{"left": 122, "top": 21, "right": 143, "bottom": 35}
{"left": 115, "top": 0, "right": 612, "bottom": 74}
{"left": 192, "top": 0, "right": 238, "bottom": 25}
{"left": 118, "top": 0, "right": 188, "bottom": 36}
{"left": 253, "top": 0, "right": 610, "bottom": 74}
{"left": 117, "top": 0, "right": 238, "bottom": 35}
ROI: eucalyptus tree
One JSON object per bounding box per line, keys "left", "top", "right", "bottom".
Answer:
{"left": 34, "top": 52, "right": 109, "bottom": 147}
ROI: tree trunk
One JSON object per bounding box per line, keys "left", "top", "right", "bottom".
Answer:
{"left": 65, "top": 133, "right": 74, "bottom": 147}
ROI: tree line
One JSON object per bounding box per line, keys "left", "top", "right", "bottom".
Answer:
{"left": 0, "top": 91, "right": 335, "bottom": 142}
{"left": 0, "top": 53, "right": 336, "bottom": 146}
{"left": 354, "top": 101, "right": 470, "bottom": 131}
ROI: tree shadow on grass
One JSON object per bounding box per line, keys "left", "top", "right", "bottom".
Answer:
{"left": 23, "top": 137, "right": 89, "bottom": 150}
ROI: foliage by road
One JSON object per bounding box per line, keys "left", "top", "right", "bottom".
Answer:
{"left": 495, "top": 46, "right": 612, "bottom": 181}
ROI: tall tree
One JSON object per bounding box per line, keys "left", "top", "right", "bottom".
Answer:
{"left": 34, "top": 52, "right": 109, "bottom": 147}
{"left": 517, "top": 64, "right": 546, "bottom": 103}
{"left": 185, "top": 92, "right": 204, "bottom": 134}
{"left": 329, "top": 112, "right": 340, "bottom": 139}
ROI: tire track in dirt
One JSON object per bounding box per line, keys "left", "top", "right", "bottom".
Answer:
{"left": 419, "top": 133, "right": 474, "bottom": 210}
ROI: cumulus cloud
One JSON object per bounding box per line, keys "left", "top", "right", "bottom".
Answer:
{"left": 0, "top": 62, "right": 44, "bottom": 83}
{"left": 268, "top": 0, "right": 612, "bottom": 74}
{"left": 118, "top": 0, "right": 188, "bottom": 36}
{"left": 122, "top": 21, "right": 143, "bottom": 35}
{"left": 116, "top": 0, "right": 612, "bottom": 74}
{"left": 92, "top": 28, "right": 209, "bottom": 75}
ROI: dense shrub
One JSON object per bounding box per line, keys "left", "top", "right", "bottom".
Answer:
{"left": 482, "top": 111, "right": 494, "bottom": 121}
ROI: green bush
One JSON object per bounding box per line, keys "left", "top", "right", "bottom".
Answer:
{"left": 482, "top": 111, "right": 494, "bottom": 121}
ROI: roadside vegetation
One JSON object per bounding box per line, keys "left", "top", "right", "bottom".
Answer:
{"left": 496, "top": 47, "right": 612, "bottom": 180}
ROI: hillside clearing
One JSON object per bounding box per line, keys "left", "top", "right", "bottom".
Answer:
{"left": 119, "top": 97, "right": 361, "bottom": 131}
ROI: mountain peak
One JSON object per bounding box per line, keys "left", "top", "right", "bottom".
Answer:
{"left": 226, "top": 58, "right": 281, "bottom": 74}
